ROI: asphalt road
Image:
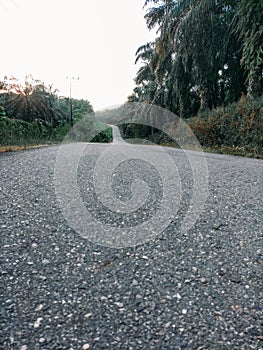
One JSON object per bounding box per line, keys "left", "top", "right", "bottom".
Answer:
{"left": 1, "top": 131, "right": 262, "bottom": 349}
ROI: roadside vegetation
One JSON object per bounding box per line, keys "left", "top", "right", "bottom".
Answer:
{"left": 0, "top": 75, "right": 112, "bottom": 151}
{"left": 100, "top": 0, "right": 262, "bottom": 158}
{"left": 96, "top": 94, "right": 263, "bottom": 158}
{"left": 1, "top": 1, "right": 262, "bottom": 157}
{"left": 188, "top": 95, "right": 263, "bottom": 158}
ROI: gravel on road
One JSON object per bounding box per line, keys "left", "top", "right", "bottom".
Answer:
{"left": 0, "top": 142, "right": 262, "bottom": 350}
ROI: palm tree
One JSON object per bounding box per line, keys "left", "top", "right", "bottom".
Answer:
{"left": 0, "top": 76, "right": 67, "bottom": 125}
{"left": 131, "top": 0, "right": 251, "bottom": 116}
{"left": 233, "top": 0, "right": 263, "bottom": 95}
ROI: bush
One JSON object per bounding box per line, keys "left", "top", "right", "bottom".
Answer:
{"left": 1, "top": 117, "right": 40, "bottom": 145}
{"left": 65, "top": 118, "right": 112, "bottom": 143}
{"left": 92, "top": 121, "right": 113, "bottom": 143}
{"left": 188, "top": 95, "right": 263, "bottom": 158}
{"left": 0, "top": 115, "right": 113, "bottom": 147}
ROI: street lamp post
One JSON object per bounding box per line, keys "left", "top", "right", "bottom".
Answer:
{"left": 66, "top": 76, "right": 79, "bottom": 127}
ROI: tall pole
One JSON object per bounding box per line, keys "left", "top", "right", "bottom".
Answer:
{"left": 66, "top": 76, "right": 79, "bottom": 127}
{"left": 69, "top": 79, "right": 73, "bottom": 127}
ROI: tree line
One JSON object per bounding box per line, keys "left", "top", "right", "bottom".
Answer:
{"left": 0, "top": 75, "right": 93, "bottom": 126}
{"left": 0, "top": 76, "right": 113, "bottom": 147}
{"left": 97, "top": 0, "right": 263, "bottom": 158}
{"left": 128, "top": 0, "right": 263, "bottom": 117}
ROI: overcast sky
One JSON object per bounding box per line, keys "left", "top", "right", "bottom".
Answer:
{"left": 0, "top": 0, "right": 156, "bottom": 110}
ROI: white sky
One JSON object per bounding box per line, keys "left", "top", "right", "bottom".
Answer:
{"left": 0, "top": 0, "right": 155, "bottom": 111}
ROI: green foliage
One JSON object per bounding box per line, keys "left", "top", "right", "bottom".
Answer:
{"left": 59, "top": 117, "right": 112, "bottom": 144}
{"left": 59, "top": 97, "right": 94, "bottom": 124}
{"left": 0, "top": 75, "right": 94, "bottom": 127}
{"left": 96, "top": 104, "right": 178, "bottom": 145}
{"left": 234, "top": 0, "right": 263, "bottom": 95}
{"left": 118, "top": 122, "right": 178, "bottom": 146}
{"left": 0, "top": 76, "right": 67, "bottom": 125}
{"left": 188, "top": 95, "right": 263, "bottom": 158}
{"left": 0, "top": 114, "right": 112, "bottom": 146}
{"left": 0, "top": 115, "right": 69, "bottom": 146}
{"left": 130, "top": 0, "right": 263, "bottom": 116}
{"left": 92, "top": 121, "right": 113, "bottom": 143}
{"left": 95, "top": 105, "right": 129, "bottom": 124}
{"left": 95, "top": 99, "right": 263, "bottom": 158}
{"left": 0, "top": 104, "right": 6, "bottom": 117}
{"left": 124, "top": 0, "right": 262, "bottom": 157}
{"left": 0, "top": 75, "right": 99, "bottom": 147}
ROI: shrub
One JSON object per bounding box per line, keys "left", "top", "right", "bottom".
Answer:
{"left": 0, "top": 114, "right": 112, "bottom": 147}
{"left": 188, "top": 95, "right": 263, "bottom": 157}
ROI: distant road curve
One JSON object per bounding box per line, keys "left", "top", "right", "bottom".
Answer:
{"left": 108, "top": 124, "right": 126, "bottom": 143}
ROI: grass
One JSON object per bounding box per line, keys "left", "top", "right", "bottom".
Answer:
{"left": 0, "top": 143, "right": 57, "bottom": 153}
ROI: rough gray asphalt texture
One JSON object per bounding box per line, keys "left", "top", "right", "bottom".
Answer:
{"left": 1, "top": 135, "right": 263, "bottom": 349}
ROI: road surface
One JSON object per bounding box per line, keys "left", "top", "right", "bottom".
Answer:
{"left": 109, "top": 124, "right": 126, "bottom": 143}
{"left": 1, "top": 130, "right": 262, "bottom": 349}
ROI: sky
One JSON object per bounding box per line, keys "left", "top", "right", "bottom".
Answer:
{"left": 0, "top": 0, "right": 156, "bottom": 111}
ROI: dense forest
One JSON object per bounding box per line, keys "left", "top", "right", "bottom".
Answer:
{"left": 129, "top": 0, "right": 263, "bottom": 116}
{"left": 100, "top": 0, "right": 262, "bottom": 157}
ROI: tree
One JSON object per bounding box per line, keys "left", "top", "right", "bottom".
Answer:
{"left": 59, "top": 97, "right": 94, "bottom": 124}
{"left": 0, "top": 75, "right": 67, "bottom": 125}
{"left": 234, "top": 0, "right": 263, "bottom": 95}
{"left": 130, "top": 0, "right": 259, "bottom": 117}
